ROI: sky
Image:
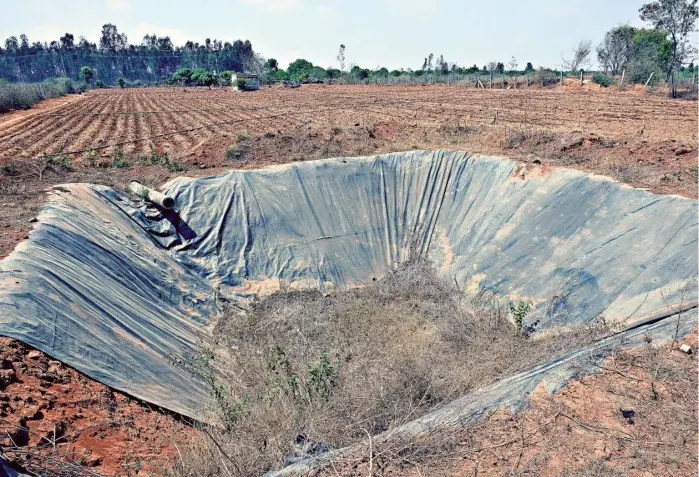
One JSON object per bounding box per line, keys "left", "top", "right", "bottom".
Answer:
{"left": 0, "top": 0, "right": 691, "bottom": 71}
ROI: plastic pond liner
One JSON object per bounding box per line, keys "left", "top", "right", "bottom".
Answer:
{"left": 0, "top": 150, "right": 696, "bottom": 420}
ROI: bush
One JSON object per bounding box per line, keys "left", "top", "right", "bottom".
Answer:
{"left": 0, "top": 80, "right": 83, "bottom": 113}
{"left": 592, "top": 72, "right": 613, "bottom": 87}
{"left": 627, "top": 60, "right": 662, "bottom": 85}
{"left": 533, "top": 69, "right": 559, "bottom": 87}
{"left": 225, "top": 144, "right": 247, "bottom": 161}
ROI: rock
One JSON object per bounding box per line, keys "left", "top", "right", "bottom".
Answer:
{"left": 661, "top": 173, "right": 677, "bottom": 182}
{"left": 26, "top": 350, "right": 42, "bottom": 360}
{"left": 561, "top": 137, "right": 584, "bottom": 152}
{"left": 675, "top": 147, "right": 692, "bottom": 156}
{"left": 679, "top": 344, "right": 692, "bottom": 354}
{"left": 0, "top": 369, "right": 17, "bottom": 389}
{"left": 620, "top": 408, "right": 635, "bottom": 424}
{"left": 21, "top": 406, "right": 43, "bottom": 421}
{"left": 533, "top": 159, "right": 542, "bottom": 165}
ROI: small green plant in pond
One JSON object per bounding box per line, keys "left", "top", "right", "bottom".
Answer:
{"left": 307, "top": 348, "right": 339, "bottom": 401}
{"left": 266, "top": 344, "right": 299, "bottom": 399}
{"left": 509, "top": 300, "right": 533, "bottom": 333}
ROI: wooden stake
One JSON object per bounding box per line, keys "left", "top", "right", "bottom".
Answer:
{"left": 620, "top": 69, "right": 625, "bottom": 86}
{"left": 579, "top": 71, "right": 583, "bottom": 86}
{"left": 644, "top": 72, "right": 654, "bottom": 87}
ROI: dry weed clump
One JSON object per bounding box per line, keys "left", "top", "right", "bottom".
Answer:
{"left": 166, "top": 259, "right": 613, "bottom": 476}
{"left": 503, "top": 128, "right": 556, "bottom": 150}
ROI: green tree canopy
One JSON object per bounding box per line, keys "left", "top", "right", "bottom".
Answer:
{"left": 79, "top": 66, "right": 94, "bottom": 83}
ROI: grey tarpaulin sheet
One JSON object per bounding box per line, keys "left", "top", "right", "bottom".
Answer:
{"left": 0, "top": 150, "right": 696, "bottom": 418}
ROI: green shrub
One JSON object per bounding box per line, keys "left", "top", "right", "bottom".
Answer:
{"left": 1, "top": 162, "right": 16, "bottom": 175}
{"left": 85, "top": 147, "right": 98, "bottom": 167}
{"left": 0, "top": 79, "right": 85, "bottom": 113}
{"left": 225, "top": 145, "right": 246, "bottom": 161}
{"left": 79, "top": 66, "right": 94, "bottom": 84}
{"left": 307, "top": 348, "right": 339, "bottom": 401}
{"left": 112, "top": 146, "right": 130, "bottom": 168}
{"left": 509, "top": 300, "right": 533, "bottom": 333}
{"left": 148, "top": 147, "right": 169, "bottom": 165}
{"left": 592, "top": 72, "right": 613, "bottom": 87}
{"left": 627, "top": 60, "right": 662, "bottom": 85}
{"left": 167, "top": 161, "right": 186, "bottom": 172}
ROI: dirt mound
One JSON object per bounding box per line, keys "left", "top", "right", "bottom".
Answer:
{"left": 0, "top": 337, "right": 188, "bottom": 475}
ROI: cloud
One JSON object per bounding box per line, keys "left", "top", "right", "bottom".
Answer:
{"left": 106, "top": 0, "right": 128, "bottom": 11}
{"left": 133, "top": 22, "right": 187, "bottom": 45}
{"left": 239, "top": 0, "right": 302, "bottom": 11}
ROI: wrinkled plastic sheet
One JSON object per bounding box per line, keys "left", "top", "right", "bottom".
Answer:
{"left": 0, "top": 150, "right": 696, "bottom": 418}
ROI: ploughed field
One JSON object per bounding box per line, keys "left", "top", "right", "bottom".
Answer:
{"left": 0, "top": 84, "right": 696, "bottom": 167}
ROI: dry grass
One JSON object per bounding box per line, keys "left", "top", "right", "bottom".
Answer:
{"left": 166, "top": 259, "right": 611, "bottom": 476}
{"left": 503, "top": 128, "right": 555, "bottom": 150}
{"left": 317, "top": 331, "right": 698, "bottom": 477}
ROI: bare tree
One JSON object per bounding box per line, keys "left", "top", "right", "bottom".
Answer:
{"left": 639, "top": 0, "right": 698, "bottom": 96}
{"left": 508, "top": 56, "right": 518, "bottom": 71}
{"left": 562, "top": 40, "right": 593, "bottom": 73}
{"left": 597, "top": 25, "right": 636, "bottom": 74}
{"left": 487, "top": 61, "right": 498, "bottom": 88}
{"left": 337, "top": 44, "right": 346, "bottom": 73}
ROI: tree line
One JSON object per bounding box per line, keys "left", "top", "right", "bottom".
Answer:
{"left": 0, "top": 24, "right": 259, "bottom": 84}
{"left": 0, "top": 0, "right": 696, "bottom": 95}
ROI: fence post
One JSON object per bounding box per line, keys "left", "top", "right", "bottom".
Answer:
{"left": 644, "top": 72, "right": 654, "bottom": 87}
{"left": 619, "top": 69, "right": 625, "bottom": 86}
{"left": 490, "top": 73, "right": 493, "bottom": 89}
{"left": 560, "top": 70, "right": 563, "bottom": 87}
{"left": 579, "top": 71, "right": 583, "bottom": 86}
